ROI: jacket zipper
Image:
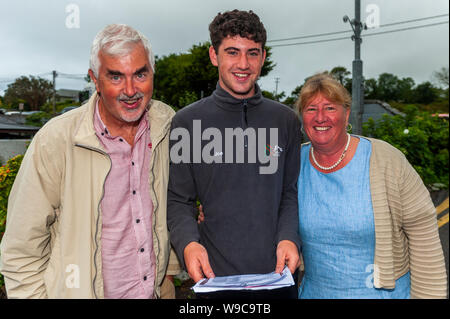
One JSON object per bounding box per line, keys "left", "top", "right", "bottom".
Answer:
{"left": 75, "top": 143, "right": 112, "bottom": 299}
{"left": 149, "top": 145, "right": 160, "bottom": 298}
{"left": 242, "top": 99, "right": 248, "bottom": 148}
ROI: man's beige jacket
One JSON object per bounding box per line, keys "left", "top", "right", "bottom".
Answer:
{"left": 0, "top": 93, "right": 180, "bottom": 298}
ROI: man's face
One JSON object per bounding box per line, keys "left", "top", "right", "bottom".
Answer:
{"left": 209, "top": 35, "right": 266, "bottom": 99}
{"left": 89, "top": 43, "right": 153, "bottom": 126}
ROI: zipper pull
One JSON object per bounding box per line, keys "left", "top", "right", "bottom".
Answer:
{"left": 243, "top": 100, "right": 248, "bottom": 126}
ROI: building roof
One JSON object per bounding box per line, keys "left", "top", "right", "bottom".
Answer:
{"left": 0, "top": 115, "right": 40, "bottom": 135}
{"left": 0, "top": 122, "right": 40, "bottom": 134}
{"left": 361, "top": 100, "right": 405, "bottom": 123}
{"left": 56, "top": 89, "right": 80, "bottom": 97}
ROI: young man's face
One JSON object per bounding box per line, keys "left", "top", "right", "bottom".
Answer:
{"left": 209, "top": 35, "right": 266, "bottom": 99}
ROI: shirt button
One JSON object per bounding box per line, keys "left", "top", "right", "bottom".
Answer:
{"left": 143, "top": 276, "right": 147, "bottom": 281}
{"left": 136, "top": 219, "right": 140, "bottom": 223}
{"left": 132, "top": 161, "right": 135, "bottom": 166}
{"left": 132, "top": 190, "right": 136, "bottom": 195}
{"left": 119, "top": 138, "right": 123, "bottom": 142}
{"left": 140, "top": 248, "right": 145, "bottom": 253}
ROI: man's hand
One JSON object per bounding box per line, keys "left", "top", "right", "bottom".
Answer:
{"left": 197, "top": 204, "right": 205, "bottom": 224}
{"left": 275, "top": 240, "right": 300, "bottom": 274}
{"left": 165, "top": 275, "right": 174, "bottom": 283}
{"left": 184, "top": 241, "right": 215, "bottom": 282}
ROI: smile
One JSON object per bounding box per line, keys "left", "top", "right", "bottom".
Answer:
{"left": 233, "top": 73, "right": 250, "bottom": 79}
{"left": 120, "top": 97, "right": 142, "bottom": 109}
{"left": 314, "top": 126, "right": 331, "bottom": 131}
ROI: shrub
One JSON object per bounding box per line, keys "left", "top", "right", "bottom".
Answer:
{"left": 0, "top": 154, "right": 24, "bottom": 288}
{"left": 25, "top": 112, "right": 52, "bottom": 127}
{"left": 363, "top": 106, "right": 449, "bottom": 188}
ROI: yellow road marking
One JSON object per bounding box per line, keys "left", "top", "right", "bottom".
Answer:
{"left": 436, "top": 197, "right": 449, "bottom": 215}
{"left": 438, "top": 213, "right": 449, "bottom": 228}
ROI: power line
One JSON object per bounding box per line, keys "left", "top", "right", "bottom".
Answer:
{"left": 0, "top": 71, "right": 87, "bottom": 85}
{"left": 363, "top": 20, "right": 449, "bottom": 38}
{"left": 379, "top": 13, "right": 448, "bottom": 28}
{"left": 268, "top": 29, "right": 351, "bottom": 43}
{"left": 57, "top": 72, "right": 86, "bottom": 78}
{"left": 267, "top": 13, "right": 449, "bottom": 43}
{"left": 270, "top": 20, "right": 448, "bottom": 48}
{"left": 270, "top": 36, "right": 350, "bottom": 48}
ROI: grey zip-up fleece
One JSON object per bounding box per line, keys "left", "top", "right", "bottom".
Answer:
{"left": 167, "top": 83, "right": 302, "bottom": 276}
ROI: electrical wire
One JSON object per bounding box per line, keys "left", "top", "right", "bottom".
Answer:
{"left": 270, "top": 20, "right": 448, "bottom": 48}
{"left": 267, "top": 13, "right": 449, "bottom": 43}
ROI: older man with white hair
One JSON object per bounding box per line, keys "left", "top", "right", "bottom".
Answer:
{"left": 0, "top": 24, "right": 180, "bottom": 299}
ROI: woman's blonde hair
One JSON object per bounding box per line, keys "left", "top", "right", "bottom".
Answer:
{"left": 295, "top": 72, "right": 351, "bottom": 113}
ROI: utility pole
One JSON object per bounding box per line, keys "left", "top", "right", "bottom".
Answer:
{"left": 52, "top": 70, "right": 57, "bottom": 115}
{"left": 343, "top": 0, "right": 366, "bottom": 135}
{"left": 274, "top": 77, "right": 280, "bottom": 99}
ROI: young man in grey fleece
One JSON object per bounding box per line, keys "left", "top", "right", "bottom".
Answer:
{"left": 167, "top": 9, "right": 302, "bottom": 299}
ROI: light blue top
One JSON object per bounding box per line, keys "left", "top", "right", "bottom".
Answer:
{"left": 298, "top": 137, "right": 410, "bottom": 299}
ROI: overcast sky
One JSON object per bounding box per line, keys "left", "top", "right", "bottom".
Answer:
{"left": 0, "top": 0, "right": 448, "bottom": 98}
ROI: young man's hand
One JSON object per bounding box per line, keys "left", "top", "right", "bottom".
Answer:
{"left": 275, "top": 240, "right": 300, "bottom": 274}
{"left": 184, "top": 241, "right": 215, "bottom": 282}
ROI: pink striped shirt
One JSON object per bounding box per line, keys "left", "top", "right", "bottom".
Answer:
{"left": 94, "top": 102, "right": 155, "bottom": 299}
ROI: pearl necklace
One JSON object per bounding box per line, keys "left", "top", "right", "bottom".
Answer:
{"left": 311, "top": 133, "right": 351, "bottom": 170}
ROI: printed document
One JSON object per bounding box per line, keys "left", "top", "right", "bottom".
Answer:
{"left": 192, "top": 266, "right": 294, "bottom": 293}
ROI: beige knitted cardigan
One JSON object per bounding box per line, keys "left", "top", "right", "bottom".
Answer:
{"left": 301, "top": 137, "right": 447, "bottom": 299}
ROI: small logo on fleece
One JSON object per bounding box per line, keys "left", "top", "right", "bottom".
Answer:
{"left": 266, "top": 144, "right": 283, "bottom": 157}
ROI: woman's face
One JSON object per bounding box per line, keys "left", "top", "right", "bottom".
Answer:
{"left": 301, "top": 93, "right": 350, "bottom": 152}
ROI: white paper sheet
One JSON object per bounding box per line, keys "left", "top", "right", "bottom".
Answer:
{"left": 192, "top": 266, "right": 294, "bottom": 293}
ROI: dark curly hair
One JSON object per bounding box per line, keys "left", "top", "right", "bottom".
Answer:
{"left": 209, "top": 9, "right": 267, "bottom": 53}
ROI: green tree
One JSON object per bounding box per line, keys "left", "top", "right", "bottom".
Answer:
{"left": 185, "top": 43, "right": 221, "bottom": 100}
{"left": 3, "top": 76, "right": 53, "bottom": 110}
{"left": 329, "top": 66, "right": 351, "bottom": 85}
{"left": 260, "top": 46, "right": 276, "bottom": 78}
{"left": 432, "top": 67, "right": 449, "bottom": 88}
{"left": 364, "top": 78, "right": 378, "bottom": 99}
{"left": 153, "top": 52, "right": 194, "bottom": 108}
{"left": 413, "top": 81, "right": 438, "bottom": 104}
{"left": 282, "top": 85, "right": 303, "bottom": 106}
{"left": 396, "top": 77, "right": 415, "bottom": 103}
{"left": 262, "top": 90, "right": 286, "bottom": 102}
{"left": 178, "top": 91, "right": 198, "bottom": 108}
{"left": 376, "top": 73, "right": 400, "bottom": 101}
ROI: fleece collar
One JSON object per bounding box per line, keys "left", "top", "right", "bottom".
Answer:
{"left": 212, "top": 82, "right": 263, "bottom": 112}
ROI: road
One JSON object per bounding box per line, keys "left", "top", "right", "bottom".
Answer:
{"left": 431, "top": 190, "right": 449, "bottom": 297}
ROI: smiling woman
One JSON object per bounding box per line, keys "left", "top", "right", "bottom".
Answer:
{"left": 294, "top": 73, "right": 447, "bottom": 299}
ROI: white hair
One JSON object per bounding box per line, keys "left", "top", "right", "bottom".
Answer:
{"left": 89, "top": 24, "right": 155, "bottom": 77}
